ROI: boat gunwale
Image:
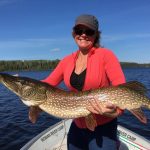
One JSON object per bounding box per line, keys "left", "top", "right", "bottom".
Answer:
{"left": 21, "top": 119, "right": 150, "bottom": 150}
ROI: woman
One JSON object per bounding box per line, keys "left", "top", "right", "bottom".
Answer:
{"left": 31, "top": 14, "right": 126, "bottom": 150}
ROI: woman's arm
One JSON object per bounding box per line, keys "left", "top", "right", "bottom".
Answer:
{"left": 104, "top": 50, "right": 126, "bottom": 85}
{"left": 42, "top": 59, "right": 65, "bottom": 86}
{"left": 87, "top": 50, "right": 126, "bottom": 117}
{"left": 87, "top": 99, "right": 123, "bottom": 118}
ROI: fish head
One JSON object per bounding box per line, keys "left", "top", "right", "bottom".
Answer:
{"left": 19, "top": 82, "right": 47, "bottom": 106}
{"left": 0, "top": 73, "right": 22, "bottom": 95}
{"left": 0, "top": 73, "right": 46, "bottom": 106}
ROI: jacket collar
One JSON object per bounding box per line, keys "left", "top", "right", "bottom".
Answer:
{"left": 72, "top": 47, "right": 97, "bottom": 60}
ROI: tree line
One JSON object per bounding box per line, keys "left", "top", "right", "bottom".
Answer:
{"left": 0, "top": 60, "right": 150, "bottom": 71}
{"left": 121, "top": 62, "right": 150, "bottom": 68}
{"left": 0, "top": 60, "right": 59, "bottom": 71}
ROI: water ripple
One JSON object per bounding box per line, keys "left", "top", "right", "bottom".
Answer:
{"left": 0, "top": 69, "right": 150, "bottom": 150}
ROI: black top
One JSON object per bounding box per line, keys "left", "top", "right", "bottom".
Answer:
{"left": 70, "top": 69, "right": 86, "bottom": 91}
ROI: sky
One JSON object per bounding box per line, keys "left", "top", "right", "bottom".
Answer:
{"left": 0, "top": 0, "right": 150, "bottom": 63}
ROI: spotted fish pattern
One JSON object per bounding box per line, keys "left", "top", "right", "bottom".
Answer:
{"left": 0, "top": 73, "right": 150, "bottom": 123}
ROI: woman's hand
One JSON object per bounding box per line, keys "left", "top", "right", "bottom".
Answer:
{"left": 86, "top": 99, "right": 119, "bottom": 118}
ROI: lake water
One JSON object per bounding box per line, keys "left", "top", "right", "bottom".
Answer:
{"left": 0, "top": 68, "right": 150, "bottom": 150}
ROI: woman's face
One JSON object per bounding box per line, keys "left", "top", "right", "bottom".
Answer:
{"left": 73, "top": 25, "right": 96, "bottom": 52}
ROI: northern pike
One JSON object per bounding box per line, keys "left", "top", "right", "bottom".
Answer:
{"left": 0, "top": 73, "right": 150, "bottom": 124}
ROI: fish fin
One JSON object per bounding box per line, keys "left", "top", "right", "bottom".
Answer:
{"left": 28, "top": 106, "right": 42, "bottom": 123}
{"left": 129, "top": 108, "right": 147, "bottom": 124}
{"left": 119, "top": 81, "right": 147, "bottom": 94}
{"left": 85, "top": 114, "right": 97, "bottom": 131}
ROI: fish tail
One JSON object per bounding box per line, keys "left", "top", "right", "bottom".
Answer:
{"left": 129, "top": 108, "right": 147, "bottom": 124}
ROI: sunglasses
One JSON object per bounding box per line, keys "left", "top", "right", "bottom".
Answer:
{"left": 73, "top": 27, "right": 95, "bottom": 36}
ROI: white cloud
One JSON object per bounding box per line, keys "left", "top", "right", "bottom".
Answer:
{"left": 103, "top": 33, "right": 150, "bottom": 42}
{"left": 0, "top": 0, "right": 20, "bottom": 6}
{"left": 0, "top": 38, "right": 70, "bottom": 49}
{"left": 50, "top": 48, "right": 60, "bottom": 52}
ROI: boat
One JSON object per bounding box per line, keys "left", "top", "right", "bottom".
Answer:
{"left": 21, "top": 119, "right": 150, "bottom": 150}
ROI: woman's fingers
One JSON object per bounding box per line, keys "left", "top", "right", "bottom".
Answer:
{"left": 87, "top": 99, "right": 116, "bottom": 115}
{"left": 86, "top": 104, "right": 100, "bottom": 114}
{"left": 104, "top": 102, "right": 117, "bottom": 113}
{"left": 87, "top": 99, "right": 103, "bottom": 114}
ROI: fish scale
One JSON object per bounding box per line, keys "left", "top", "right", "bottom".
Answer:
{"left": 0, "top": 73, "right": 150, "bottom": 123}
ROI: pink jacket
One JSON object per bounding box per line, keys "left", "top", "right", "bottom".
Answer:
{"left": 43, "top": 47, "right": 126, "bottom": 128}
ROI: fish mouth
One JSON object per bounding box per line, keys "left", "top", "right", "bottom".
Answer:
{"left": 21, "top": 99, "right": 40, "bottom": 107}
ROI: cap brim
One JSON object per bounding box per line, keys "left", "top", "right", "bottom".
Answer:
{"left": 74, "top": 23, "right": 95, "bottom": 30}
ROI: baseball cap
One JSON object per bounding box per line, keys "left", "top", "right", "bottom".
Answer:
{"left": 74, "top": 14, "right": 99, "bottom": 31}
